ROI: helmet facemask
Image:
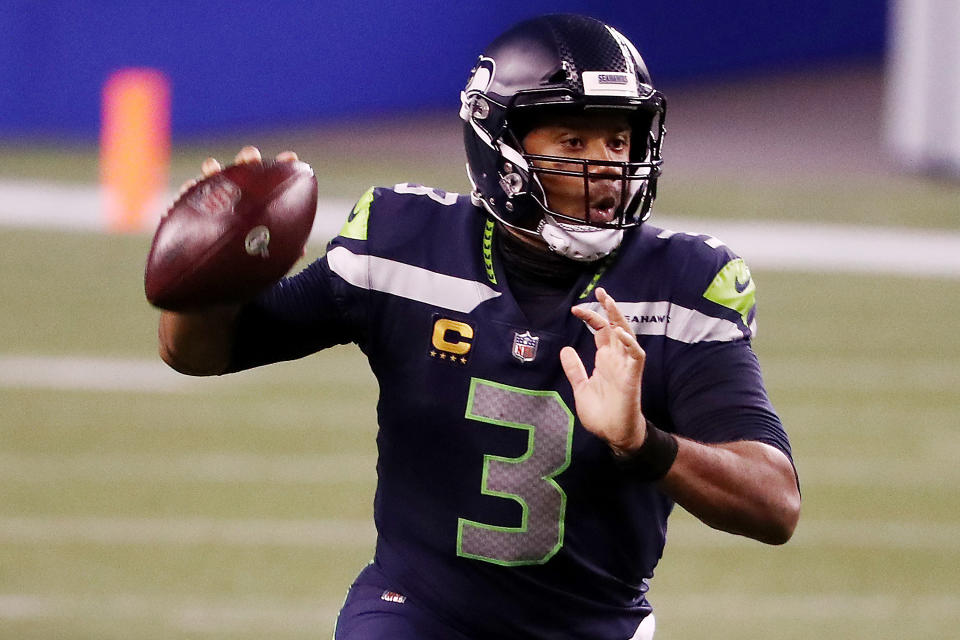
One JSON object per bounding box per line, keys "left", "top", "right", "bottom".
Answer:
{"left": 516, "top": 111, "right": 664, "bottom": 229}
{"left": 488, "top": 106, "right": 664, "bottom": 260}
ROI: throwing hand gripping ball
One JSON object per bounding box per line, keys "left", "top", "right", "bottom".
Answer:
{"left": 144, "top": 159, "right": 318, "bottom": 311}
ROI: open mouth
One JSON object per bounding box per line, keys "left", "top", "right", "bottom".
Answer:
{"left": 588, "top": 195, "right": 619, "bottom": 224}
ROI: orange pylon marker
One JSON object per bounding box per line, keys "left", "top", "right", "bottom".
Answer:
{"left": 100, "top": 68, "right": 171, "bottom": 232}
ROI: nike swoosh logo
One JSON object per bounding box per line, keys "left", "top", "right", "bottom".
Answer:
{"left": 734, "top": 276, "right": 751, "bottom": 293}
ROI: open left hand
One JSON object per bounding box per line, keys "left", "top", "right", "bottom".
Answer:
{"left": 560, "top": 287, "right": 648, "bottom": 453}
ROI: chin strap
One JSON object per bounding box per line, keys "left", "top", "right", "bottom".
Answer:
{"left": 538, "top": 214, "right": 624, "bottom": 262}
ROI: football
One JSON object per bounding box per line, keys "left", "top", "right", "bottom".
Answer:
{"left": 144, "top": 159, "right": 318, "bottom": 311}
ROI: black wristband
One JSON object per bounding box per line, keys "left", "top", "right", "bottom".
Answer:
{"left": 611, "top": 420, "right": 679, "bottom": 482}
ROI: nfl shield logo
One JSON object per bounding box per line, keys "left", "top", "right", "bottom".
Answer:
{"left": 512, "top": 331, "right": 539, "bottom": 363}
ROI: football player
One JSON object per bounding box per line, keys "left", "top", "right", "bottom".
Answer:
{"left": 157, "top": 14, "right": 800, "bottom": 640}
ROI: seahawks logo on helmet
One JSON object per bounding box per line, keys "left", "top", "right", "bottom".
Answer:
{"left": 464, "top": 57, "right": 495, "bottom": 96}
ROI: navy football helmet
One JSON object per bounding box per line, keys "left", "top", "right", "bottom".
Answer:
{"left": 461, "top": 14, "right": 666, "bottom": 261}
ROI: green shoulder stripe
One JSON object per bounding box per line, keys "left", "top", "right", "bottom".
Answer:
{"left": 338, "top": 186, "right": 375, "bottom": 240}
{"left": 703, "top": 258, "right": 756, "bottom": 324}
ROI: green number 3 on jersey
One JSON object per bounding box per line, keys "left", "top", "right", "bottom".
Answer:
{"left": 457, "top": 378, "right": 575, "bottom": 566}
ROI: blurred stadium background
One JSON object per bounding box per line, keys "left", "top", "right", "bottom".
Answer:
{"left": 2, "top": 1, "right": 959, "bottom": 638}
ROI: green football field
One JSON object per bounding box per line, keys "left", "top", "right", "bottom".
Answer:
{"left": 2, "top": 120, "right": 960, "bottom": 639}
{"left": 2, "top": 227, "right": 959, "bottom": 639}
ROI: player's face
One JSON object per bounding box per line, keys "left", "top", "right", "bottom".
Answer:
{"left": 522, "top": 112, "right": 632, "bottom": 224}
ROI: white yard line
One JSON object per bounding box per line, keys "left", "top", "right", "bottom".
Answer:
{"left": 0, "top": 451, "right": 376, "bottom": 484}
{"left": 659, "top": 593, "right": 960, "bottom": 622}
{"left": 2, "top": 179, "right": 960, "bottom": 277}
{"left": 0, "top": 514, "right": 954, "bottom": 552}
{"left": 0, "top": 354, "right": 197, "bottom": 393}
{"left": 5, "top": 450, "right": 955, "bottom": 490}
{"left": 0, "top": 515, "right": 375, "bottom": 547}
{"left": 662, "top": 216, "right": 960, "bottom": 278}
{"left": 665, "top": 516, "right": 960, "bottom": 552}
{"left": 0, "top": 353, "right": 374, "bottom": 395}
{"left": 0, "top": 179, "right": 355, "bottom": 243}
{"left": 0, "top": 593, "right": 342, "bottom": 634}
{"left": 0, "top": 180, "right": 107, "bottom": 231}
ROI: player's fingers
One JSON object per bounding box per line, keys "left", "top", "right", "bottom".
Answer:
{"left": 234, "top": 145, "right": 262, "bottom": 165}
{"left": 613, "top": 325, "right": 645, "bottom": 360}
{"left": 200, "top": 157, "right": 222, "bottom": 177}
{"left": 596, "top": 288, "right": 630, "bottom": 332}
{"left": 275, "top": 150, "right": 299, "bottom": 163}
{"left": 559, "top": 346, "right": 588, "bottom": 390}
{"left": 571, "top": 305, "right": 618, "bottom": 352}
{"left": 571, "top": 304, "right": 609, "bottom": 332}
{"left": 177, "top": 177, "right": 198, "bottom": 197}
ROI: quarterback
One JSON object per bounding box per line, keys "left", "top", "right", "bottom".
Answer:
{"left": 157, "top": 14, "right": 800, "bottom": 640}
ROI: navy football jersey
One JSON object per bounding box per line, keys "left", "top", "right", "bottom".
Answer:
{"left": 229, "top": 184, "right": 793, "bottom": 639}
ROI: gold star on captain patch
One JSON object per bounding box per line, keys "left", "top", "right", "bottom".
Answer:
{"left": 429, "top": 350, "right": 437, "bottom": 357}
{"left": 439, "top": 353, "right": 447, "bottom": 360}
{"left": 459, "top": 357, "right": 468, "bottom": 364}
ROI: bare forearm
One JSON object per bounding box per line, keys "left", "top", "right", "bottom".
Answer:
{"left": 659, "top": 438, "right": 800, "bottom": 545}
{"left": 158, "top": 305, "right": 241, "bottom": 376}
